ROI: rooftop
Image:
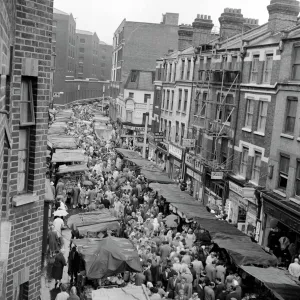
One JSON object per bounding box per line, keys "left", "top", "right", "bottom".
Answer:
{"left": 125, "top": 70, "right": 155, "bottom": 91}
{"left": 76, "top": 29, "right": 94, "bottom": 36}
{"left": 53, "top": 8, "right": 69, "bottom": 16}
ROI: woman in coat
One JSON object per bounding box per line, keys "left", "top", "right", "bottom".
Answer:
{"left": 52, "top": 249, "right": 67, "bottom": 288}
{"left": 48, "top": 225, "right": 60, "bottom": 257}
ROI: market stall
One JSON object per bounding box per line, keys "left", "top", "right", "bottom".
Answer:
{"left": 72, "top": 237, "right": 142, "bottom": 279}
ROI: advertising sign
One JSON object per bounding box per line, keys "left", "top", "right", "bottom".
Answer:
{"left": 185, "top": 153, "right": 195, "bottom": 168}
{"left": 154, "top": 132, "right": 164, "bottom": 142}
{"left": 182, "top": 139, "right": 196, "bottom": 148}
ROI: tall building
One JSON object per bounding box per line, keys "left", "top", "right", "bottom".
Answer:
{"left": 0, "top": 1, "right": 53, "bottom": 299}
{"left": 75, "top": 29, "right": 100, "bottom": 79}
{"left": 98, "top": 41, "right": 113, "bottom": 81}
{"left": 52, "top": 8, "right": 76, "bottom": 94}
{"left": 110, "top": 13, "right": 180, "bottom": 99}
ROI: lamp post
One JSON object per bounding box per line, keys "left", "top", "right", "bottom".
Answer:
{"left": 142, "top": 98, "right": 151, "bottom": 159}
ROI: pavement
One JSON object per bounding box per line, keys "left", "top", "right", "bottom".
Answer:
{"left": 40, "top": 228, "right": 72, "bottom": 300}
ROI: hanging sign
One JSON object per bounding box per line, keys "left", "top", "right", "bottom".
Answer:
{"left": 211, "top": 171, "right": 223, "bottom": 180}
{"left": 185, "top": 153, "right": 195, "bottom": 168}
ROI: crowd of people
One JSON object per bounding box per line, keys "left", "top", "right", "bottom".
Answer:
{"left": 48, "top": 104, "right": 270, "bottom": 300}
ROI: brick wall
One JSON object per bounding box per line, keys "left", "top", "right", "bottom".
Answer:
{"left": 0, "top": 1, "right": 54, "bottom": 299}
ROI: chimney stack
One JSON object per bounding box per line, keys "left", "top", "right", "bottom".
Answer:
{"left": 267, "top": 0, "right": 300, "bottom": 33}
{"left": 192, "top": 14, "right": 214, "bottom": 46}
{"left": 219, "top": 8, "right": 244, "bottom": 40}
{"left": 178, "top": 24, "right": 193, "bottom": 51}
{"left": 243, "top": 18, "right": 259, "bottom": 31}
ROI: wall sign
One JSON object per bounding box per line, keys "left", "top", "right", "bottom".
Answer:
{"left": 195, "top": 159, "right": 203, "bottom": 173}
{"left": 169, "top": 144, "right": 183, "bottom": 160}
{"left": 185, "top": 153, "right": 195, "bottom": 168}
{"left": 229, "top": 181, "right": 243, "bottom": 196}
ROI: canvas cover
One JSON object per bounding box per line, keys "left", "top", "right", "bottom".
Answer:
{"left": 241, "top": 266, "right": 300, "bottom": 300}
{"left": 73, "top": 237, "right": 142, "bottom": 279}
{"left": 150, "top": 183, "right": 278, "bottom": 267}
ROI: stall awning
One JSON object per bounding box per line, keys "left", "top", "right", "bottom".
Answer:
{"left": 241, "top": 266, "right": 300, "bottom": 300}
{"left": 141, "top": 170, "right": 174, "bottom": 184}
{"left": 57, "top": 164, "right": 88, "bottom": 174}
{"left": 48, "top": 135, "right": 77, "bottom": 149}
{"left": 115, "top": 148, "right": 142, "bottom": 160}
{"left": 52, "top": 151, "right": 87, "bottom": 163}
{"left": 45, "top": 178, "right": 54, "bottom": 201}
{"left": 150, "top": 183, "right": 278, "bottom": 267}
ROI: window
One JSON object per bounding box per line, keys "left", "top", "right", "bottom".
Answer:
{"left": 144, "top": 94, "right": 151, "bottom": 104}
{"left": 52, "top": 33, "right": 56, "bottom": 42}
{"left": 240, "top": 147, "right": 249, "bottom": 178}
{"left": 194, "top": 99, "right": 199, "bottom": 117}
{"left": 178, "top": 89, "right": 182, "bottom": 111}
{"left": 220, "top": 139, "right": 228, "bottom": 165}
{"left": 252, "top": 152, "right": 262, "bottom": 184}
{"left": 250, "top": 55, "right": 259, "bottom": 83}
{"left": 200, "top": 92, "right": 207, "bottom": 117}
{"left": 183, "top": 90, "right": 188, "bottom": 112}
{"left": 245, "top": 98, "right": 254, "bottom": 129}
{"left": 168, "top": 121, "right": 171, "bottom": 140}
{"left": 181, "top": 59, "right": 185, "bottom": 80}
{"left": 257, "top": 101, "right": 268, "bottom": 133}
{"left": 126, "top": 111, "right": 133, "bottom": 122}
{"left": 187, "top": 60, "right": 191, "bottom": 79}
{"left": 278, "top": 155, "right": 290, "bottom": 191}
{"left": 20, "top": 78, "right": 35, "bottom": 126}
{"left": 78, "top": 65, "right": 83, "bottom": 73}
{"left": 80, "top": 38, "right": 85, "bottom": 43}
{"left": 79, "top": 47, "right": 84, "bottom": 53}
{"left": 181, "top": 123, "right": 185, "bottom": 144}
{"left": 160, "top": 118, "right": 163, "bottom": 131}
{"left": 166, "top": 90, "right": 170, "bottom": 110}
{"left": 129, "top": 92, "right": 134, "bottom": 98}
{"left": 175, "top": 121, "right": 179, "bottom": 142}
{"left": 292, "top": 46, "right": 300, "bottom": 80}
{"left": 216, "top": 93, "right": 223, "bottom": 122}
{"left": 224, "top": 94, "right": 234, "bottom": 123}
{"left": 169, "top": 64, "right": 172, "bottom": 82}
{"left": 164, "top": 120, "right": 167, "bottom": 137}
{"left": 284, "top": 97, "right": 298, "bottom": 134}
{"left": 131, "top": 71, "right": 137, "bottom": 82}
{"left": 195, "top": 130, "right": 203, "bottom": 154}
{"left": 263, "top": 54, "right": 273, "bottom": 83}
{"left": 52, "top": 20, "right": 57, "bottom": 27}
{"left": 295, "top": 160, "right": 300, "bottom": 197}
{"left": 171, "top": 91, "right": 174, "bottom": 111}
{"left": 206, "top": 58, "right": 211, "bottom": 70}
{"left": 231, "top": 56, "right": 237, "bottom": 70}
{"left": 162, "top": 90, "right": 165, "bottom": 109}
{"left": 17, "top": 129, "right": 29, "bottom": 194}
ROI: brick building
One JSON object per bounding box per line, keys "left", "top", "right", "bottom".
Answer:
{"left": 52, "top": 8, "right": 76, "bottom": 94}
{"left": 0, "top": 0, "right": 53, "bottom": 299}
{"left": 98, "top": 41, "right": 113, "bottom": 81}
{"left": 110, "top": 13, "right": 179, "bottom": 99}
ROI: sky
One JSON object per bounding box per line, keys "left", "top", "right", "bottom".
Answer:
{"left": 54, "top": 0, "right": 271, "bottom": 45}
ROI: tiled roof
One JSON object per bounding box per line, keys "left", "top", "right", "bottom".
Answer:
{"left": 125, "top": 70, "right": 154, "bottom": 91}
{"left": 53, "top": 8, "right": 68, "bottom": 15}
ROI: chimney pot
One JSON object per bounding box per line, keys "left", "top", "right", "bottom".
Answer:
{"left": 224, "top": 8, "right": 229, "bottom": 13}
{"left": 197, "top": 14, "right": 200, "bottom": 18}
{"left": 237, "top": 9, "right": 241, "bottom": 13}
{"left": 208, "top": 15, "right": 211, "bottom": 20}
{"left": 204, "top": 15, "right": 207, "bottom": 19}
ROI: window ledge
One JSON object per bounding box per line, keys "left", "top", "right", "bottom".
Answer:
{"left": 242, "top": 127, "right": 252, "bottom": 133}
{"left": 290, "top": 197, "right": 300, "bottom": 206}
{"left": 273, "top": 189, "right": 286, "bottom": 198}
{"left": 253, "top": 131, "right": 265, "bottom": 136}
{"left": 13, "top": 193, "right": 39, "bottom": 207}
{"left": 280, "top": 133, "right": 294, "bottom": 140}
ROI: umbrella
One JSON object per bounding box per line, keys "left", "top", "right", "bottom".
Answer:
{"left": 83, "top": 180, "right": 93, "bottom": 186}
{"left": 53, "top": 209, "right": 68, "bottom": 217}
{"left": 164, "top": 214, "right": 179, "bottom": 228}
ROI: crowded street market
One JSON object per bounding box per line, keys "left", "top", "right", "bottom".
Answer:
{"left": 46, "top": 101, "right": 300, "bottom": 300}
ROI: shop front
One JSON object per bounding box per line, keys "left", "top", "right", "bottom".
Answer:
{"left": 155, "top": 142, "right": 168, "bottom": 171}
{"left": 167, "top": 144, "right": 183, "bottom": 181}
{"left": 183, "top": 153, "right": 203, "bottom": 200}
{"left": 227, "top": 179, "right": 257, "bottom": 238}
{"left": 261, "top": 191, "right": 300, "bottom": 265}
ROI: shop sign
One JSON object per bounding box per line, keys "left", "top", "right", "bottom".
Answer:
{"left": 194, "top": 173, "right": 201, "bottom": 182}
{"left": 239, "top": 197, "right": 248, "bottom": 210}
{"left": 195, "top": 159, "right": 203, "bottom": 173}
{"left": 154, "top": 132, "right": 164, "bottom": 142}
{"left": 211, "top": 171, "right": 223, "bottom": 180}
{"left": 229, "top": 181, "right": 243, "bottom": 196}
{"left": 174, "top": 159, "right": 181, "bottom": 167}
{"left": 185, "top": 153, "right": 195, "bottom": 168}
{"left": 169, "top": 144, "right": 182, "bottom": 160}
{"left": 182, "top": 139, "right": 195, "bottom": 148}
{"left": 186, "top": 168, "right": 194, "bottom": 177}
